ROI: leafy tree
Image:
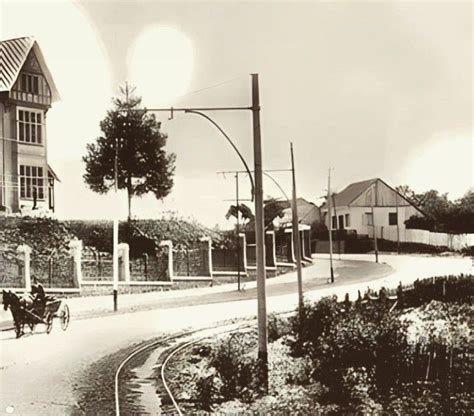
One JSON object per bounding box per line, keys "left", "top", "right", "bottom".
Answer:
{"left": 396, "top": 186, "right": 474, "bottom": 233}
{"left": 263, "top": 198, "right": 288, "bottom": 230}
{"left": 83, "top": 84, "right": 176, "bottom": 219}
{"left": 225, "top": 203, "right": 254, "bottom": 225}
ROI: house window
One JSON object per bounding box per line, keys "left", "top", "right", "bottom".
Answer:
{"left": 18, "top": 109, "right": 43, "bottom": 144}
{"left": 345, "top": 214, "right": 350, "bottom": 227}
{"left": 365, "top": 213, "right": 373, "bottom": 226}
{"left": 389, "top": 212, "right": 398, "bottom": 226}
{"left": 19, "top": 165, "right": 45, "bottom": 200}
{"left": 20, "top": 74, "right": 39, "bottom": 94}
{"left": 332, "top": 216, "right": 337, "bottom": 229}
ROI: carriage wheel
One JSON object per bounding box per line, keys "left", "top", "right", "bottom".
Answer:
{"left": 60, "top": 304, "right": 70, "bottom": 331}
{"left": 45, "top": 313, "right": 53, "bottom": 334}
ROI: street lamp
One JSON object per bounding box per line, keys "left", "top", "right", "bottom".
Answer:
{"left": 132, "top": 74, "right": 269, "bottom": 388}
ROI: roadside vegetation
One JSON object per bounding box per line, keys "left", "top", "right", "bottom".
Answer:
{"left": 165, "top": 275, "right": 473, "bottom": 415}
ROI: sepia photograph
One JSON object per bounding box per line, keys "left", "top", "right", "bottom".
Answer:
{"left": 0, "top": 0, "right": 472, "bottom": 414}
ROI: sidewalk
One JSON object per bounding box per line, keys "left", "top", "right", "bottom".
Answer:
{"left": 0, "top": 259, "right": 333, "bottom": 329}
{"left": 1, "top": 254, "right": 471, "bottom": 331}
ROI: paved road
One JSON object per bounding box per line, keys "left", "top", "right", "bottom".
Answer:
{"left": 0, "top": 255, "right": 470, "bottom": 415}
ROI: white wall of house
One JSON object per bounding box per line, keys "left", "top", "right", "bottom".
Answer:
{"left": 321, "top": 205, "right": 421, "bottom": 237}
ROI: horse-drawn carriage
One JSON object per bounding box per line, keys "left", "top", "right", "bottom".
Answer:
{"left": 2, "top": 289, "right": 70, "bottom": 338}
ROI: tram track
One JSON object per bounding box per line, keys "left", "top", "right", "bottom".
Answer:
{"left": 115, "top": 310, "right": 294, "bottom": 415}
{"left": 114, "top": 319, "right": 257, "bottom": 416}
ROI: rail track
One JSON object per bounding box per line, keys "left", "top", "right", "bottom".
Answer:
{"left": 114, "top": 309, "right": 295, "bottom": 415}
{"left": 114, "top": 319, "right": 258, "bottom": 416}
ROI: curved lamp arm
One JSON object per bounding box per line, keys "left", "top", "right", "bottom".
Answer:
{"left": 263, "top": 171, "right": 290, "bottom": 202}
{"left": 184, "top": 109, "right": 255, "bottom": 200}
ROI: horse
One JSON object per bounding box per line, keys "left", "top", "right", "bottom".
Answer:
{"left": 2, "top": 290, "right": 27, "bottom": 338}
{"left": 2, "top": 290, "right": 38, "bottom": 338}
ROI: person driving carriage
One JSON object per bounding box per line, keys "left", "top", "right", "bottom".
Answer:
{"left": 31, "top": 279, "right": 46, "bottom": 303}
{"left": 21, "top": 278, "right": 48, "bottom": 314}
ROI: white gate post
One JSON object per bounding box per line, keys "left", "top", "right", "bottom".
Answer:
{"left": 239, "top": 233, "right": 248, "bottom": 271}
{"left": 159, "top": 240, "right": 173, "bottom": 281}
{"left": 17, "top": 244, "right": 32, "bottom": 291}
{"left": 68, "top": 238, "right": 83, "bottom": 287}
{"left": 118, "top": 243, "right": 130, "bottom": 282}
{"left": 199, "top": 237, "right": 213, "bottom": 278}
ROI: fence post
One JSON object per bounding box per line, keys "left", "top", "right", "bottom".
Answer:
{"left": 239, "top": 233, "right": 248, "bottom": 272}
{"left": 17, "top": 244, "right": 32, "bottom": 291}
{"left": 68, "top": 238, "right": 83, "bottom": 288}
{"left": 199, "top": 237, "right": 213, "bottom": 278}
{"left": 118, "top": 243, "right": 130, "bottom": 282}
{"left": 265, "top": 231, "right": 277, "bottom": 269}
{"left": 159, "top": 240, "right": 173, "bottom": 281}
{"left": 143, "top": 253, "right": 148, "bottom": 281}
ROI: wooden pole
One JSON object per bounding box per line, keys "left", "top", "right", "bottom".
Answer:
{"left": 396, "top": 193, "right": 401, "bottom": 254}
{"left": 371, "top": 184, "right": 379, "bottom": 263}
{"left": 251, "top": 73, "right": 268, "bottom": 389}
{"left": 328, "top": 169, "right": 334, "bottom": 283}
{"left": 113, "top": 139, "right": 119, "bottom": 311}
{"left": 290, "top": 143, "right": 304, "bottom": 311}
{"left": 332, "top": 193, "right": 341, "bottom": 260}
{"left": 112, "top": 218, "right": 119, "bottom": 311}
{"left": 236, "top": 172, "right": 241, "bottom": 291}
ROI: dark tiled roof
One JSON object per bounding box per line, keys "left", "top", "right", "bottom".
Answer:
{"left": 332, "top": 178, "right": 378, "bottom": 206}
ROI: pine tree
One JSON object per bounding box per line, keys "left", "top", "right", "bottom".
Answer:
{"left": 83, "top": 84, "right": 176, "bottom": 219}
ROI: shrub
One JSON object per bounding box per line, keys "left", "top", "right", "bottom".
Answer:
{"left": 249, "top": 385, "right": 323, "bottom": 415}
{"left": 288, "top": 296, "right": 345, "bottom": 357}
{"left": 267, "top": 313, "right": 291, "bottom": 342}
{"left": 208, "top": 332, "right": 260, "bottom": 403}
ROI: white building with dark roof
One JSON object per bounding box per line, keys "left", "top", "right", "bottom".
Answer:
{"left": 0, "top": 36, "right": 60, "bottom": 214}
{"left": 320, "top": 178, "right": 425, "bottom": 238}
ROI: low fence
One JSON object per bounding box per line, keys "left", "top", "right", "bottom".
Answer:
{"left": 130, "top": 250, "right": 169, "bottom": 281}
{"left": 0, "top": 249, "right": 24, "bottom": 288}
{"left": 373, "top": 227, "right": 474, "bottom": 251}
{"left": 0, "top": 241, "right": 80, "bottom": 293}
{"left": 82, "top": 251, "right": 113, "bottom": 281}
{"left": 31, "top": 252, "right": 75, "bottom": 288}
{"left": 1, "top": 230, "right": 315, "bottom": 293}
{"left": 275, "top": 227, "right": 313, "bottom": 265}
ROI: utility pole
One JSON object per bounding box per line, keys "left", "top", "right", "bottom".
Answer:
{"left": 327, "top": 168, "right": 334, "bottom": 283}
{"left": 371, "top": 184, "right": 379, "bottom": 263}
{"left": 128, "top": 74, "right": 268, "bottom": 386}
{"left": 113, "top": 140, "right": 119, "bottom": 311}
{"left": 251, "top": 73, "right": 268, "bottom": 389}
{"left": 331, "top": 193, "right": 341, "bottom": 260}
{"left": 290, "top": 143, "right": 304, "bottom": 312}
{"left": 235, "top": 172, "right": 241, "bottom": 291}
{"left": 395, "top": 193, "right": 401, "bottom": 254}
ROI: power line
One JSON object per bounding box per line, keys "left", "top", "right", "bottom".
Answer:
{"left": 172, "top": 75, "right": 246, "bottom": 102}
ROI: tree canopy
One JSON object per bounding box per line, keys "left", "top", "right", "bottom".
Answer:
{"left": 396, "top": 186, "right": 474, "bottom": 233}
{"left": 83, "top": 85, "right": 176, "bottom": 219}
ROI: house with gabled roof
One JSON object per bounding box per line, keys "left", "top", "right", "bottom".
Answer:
{"left": 276, "top": 197, "right": 321, "bottom": 229}
{"left": 320, "top": 178, "right": 425, "bottom": 238}
{"left": 0, "top": 36, "right": 60, "bottom": 214}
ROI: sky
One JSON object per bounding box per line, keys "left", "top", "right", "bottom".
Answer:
{"left": 1, "top": 0, "right": 472, "bottom": 228}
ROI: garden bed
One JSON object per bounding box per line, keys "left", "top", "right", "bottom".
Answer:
{"left": 164, "top": 275, "right": 473, "bottom": 414}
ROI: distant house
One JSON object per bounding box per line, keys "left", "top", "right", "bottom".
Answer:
{"left": 276, "top": 197, "right": 321, "bottom": 229}
{"left": 320, "top": 178, "right": 425, "bottom": 237}
{"left": 0, "top": 37, "right": 60, "bottom": 214}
